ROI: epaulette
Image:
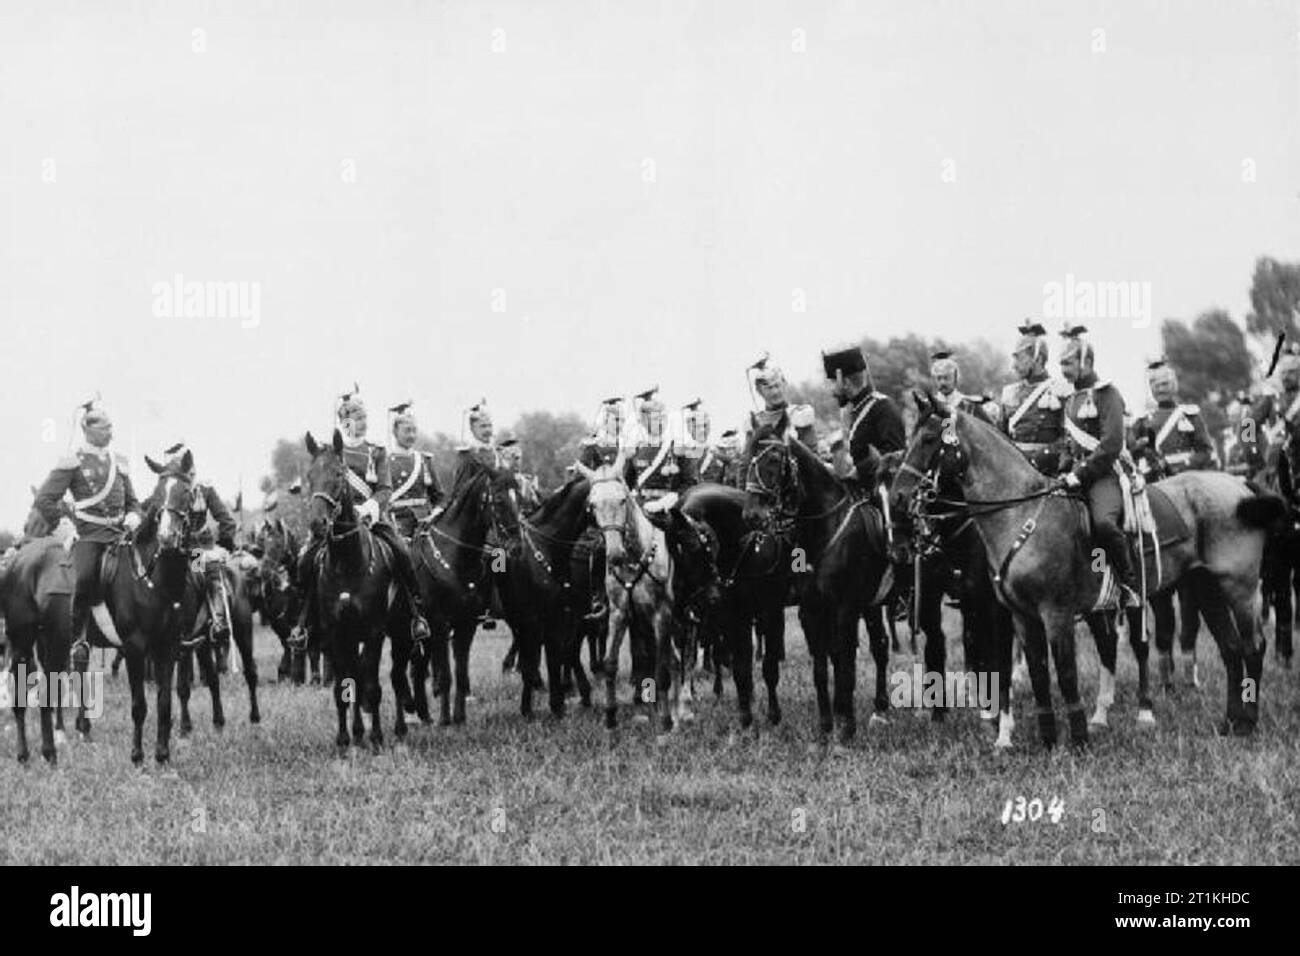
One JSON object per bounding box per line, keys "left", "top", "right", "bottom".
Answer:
{"left": 54, "top": 454, "right": 79, "bottom": 470}
{"left": 1050, "top": 379, "right": 1074, "bottom": 398}
{"left": 1180, "top": 403, "right": 1200, "bottom": 415}
{"left": 999, "top": 382, "right": 1018, "bottom": 403}
{"left": 789, "top": 404, "right": 815, "bottom": 428}
{"left": 454, "top": 444, "right": 471, "bottom": 453}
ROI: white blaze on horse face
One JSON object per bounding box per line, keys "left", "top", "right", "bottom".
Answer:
{"left": 158, "top": 478, "right": 176, "bottom": 544}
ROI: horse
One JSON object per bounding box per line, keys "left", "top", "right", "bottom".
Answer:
{"left": 578, "top": 459, "right": 711, "bottom": 733}
{"left": 494, "top": 475, "right": 592, "bottom": 719}
{"left": 1256, "top": 441, "right": 1299, "bottom": 672}
{"left": 302, "top": 429, "right": 401, "bottom": 751}
{"left": 140, "top": 464, "right": 261, "bottom": 735}
{"left": 406, "top": 467, "right": 511, "bottom": 724}
{"left": 0, "top": 506, "right": 77, "bottom": 763}
{"left": 252, "top": 517, "right": 314, "bottom": 684}
{"left": 891, "top": 392, "right": 1284, "bottom": 749}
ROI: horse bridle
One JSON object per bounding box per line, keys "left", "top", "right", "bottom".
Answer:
{"left": 588, "top": 473, "right": 666, "bottom": 591}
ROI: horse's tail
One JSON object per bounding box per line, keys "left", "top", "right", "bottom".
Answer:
{"left": 1236, "top": 488, "right": 1288, "bottom": 530}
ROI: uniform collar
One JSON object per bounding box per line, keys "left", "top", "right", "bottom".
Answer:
{"left": 1074, "top": 370, "right": 1099, "bottom": 390}
{"left": 341, "top": 434, "right": 368, "bottom": 450}
{"left": 1024, "top": 370, "right": 1048, "bottom": 384}
{"left": 850, "top": 387, "right": 874, "bottom": 408}
{"left": 392, "top": 444, "right": 418, "bottom": 456}
{"left": 78, "top": 442, "right": 111, "bottom": 458}
{"left": 1157, "top": 399, "right": 1176, "bottom": 409}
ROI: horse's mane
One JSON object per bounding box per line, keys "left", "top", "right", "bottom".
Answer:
{"left": 788, "top": 438, "right": 847, "bottom": 501}
{"left": 436, "top": 471, "right": 489, "bottom": 525}
{"left": 527, "top": 476, "right": 589, "bottom": 527}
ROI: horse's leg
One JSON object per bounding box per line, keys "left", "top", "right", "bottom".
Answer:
{"left": 1262, "top": 535, "right": 1289, "bottom": 675}
{"left": 452, "top": 619, "right": 474, "bottom": 725}
{"left": 991, "top": 600, "right": 1015, "bottom": 743}
{"left": 364, "top": 629, "right": 385, "bottom": 750}
{"left": 11, "top": 640, "right": 31, "bottom": 764}
{"left": 1086, "top": 611, "right": 1117, "bottom": 728}
{"left": 154, "top": 643, "right": 175, "bottom": 764}
{"left": 653, "top": 603, "right": 675, "bottom": 736}
{"left": 431, "top": 621, "right": 451, "bottom": 725}
{"left": 801, "top": 605, "right": 832, "bottom": 743}
{"left": 1016, "top": 611, "right": 1055, "bottom": 749}
{"left": 1128, "top": 604, "right": 1155, "bottom": 726}
{"left": 389, "top": 631, "right": 410, "bottom": 743}
{"left": 125, "top": 645, "right": 147, "bottom": 765}
{"left": 176, "top": 647, "right": 194, "bottom": 737}
{"left": 1048, "top": 608, "right": 1088, "bottom": 747}
{"left": 729, "top": 612, "right": 755, "bottom": 730}
{"left": 1177, "top": 583, "right": 1204, "bottom": 688}
{"left": 603, "top": 599, "right": 629, "bottom": 730}
{"left": 863, "top": 607, "right": 890, "bottom": 717}
{"left": 758, "top": 596, "right": 784, "bottom": 726}
{"left": 234, "top": 612, "right": 259, "bottom": 724}
{"left": 195, "top": 641, "right": 224, "bottom": 732}
{"left": 545, "top": 616, "right": 567, "bottom": 719}
{"left": 918, "top": 561, "right": 947, "bottom": 721}
{"left": 1150, "top": 589, "right": 1176, "bottom": 692}
{"left": 570, "top": 619, "right": 593, "bottom": 709}
{"left": 832, "top": 603, "right": 860, "bottom": 746}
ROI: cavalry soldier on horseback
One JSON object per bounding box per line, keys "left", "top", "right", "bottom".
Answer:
{"left": 1057, "top": 325, "right": 1140, "bottom": 608}
{"left": 700, "top": 428, "right": 743, "bottom": 486}
{"left": 1250, "top": 345, "right": 1300, "bottom": 472}
{"left": 1222, "top": 391, "right": 1255, "bottom": 477}
{"left": 386, "top": 401, "right": 444, "bottom": 538}
{"left": 930, "top": 350, "right": 999, "bottom": 424}
{"left": 34, "top": 398, "right": 142, "bottom": 668}
{"left": 578, "top": 397, "right": 626, "bottom": 470}
{"left": 675, "top": 398, "right": 712, "bottom": 488}
{"left": 1130, "top": 359, "right": 1217, "bottom": 480}
{"left": 452, "top": 400, "right": 503, "bottom": 496}
{"left": 498, "top": 438, "right": 541, "bottom": 507}
{"left": 147, "top": 442, "right": 238, "bottom": 646}
{"left": 822, "top": 346, "right": 906, "bottom": 496}
{"left": 290, "top": 389, "right": 431, "bottom": 647}
{"left": 740, "top": 357, "right": 819, "bottom": 511}
{"left": 625, "top": 386, "right": 685, "bottom": 511}
{"left": 999, "top": 320, "right": 1072, "bottom": 476}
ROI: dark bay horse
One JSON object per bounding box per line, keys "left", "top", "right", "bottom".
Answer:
{"left": 407, "top": 468, "right": 508, "bottom": 724}
{"left": 141, "top": 467, "right": 261, "bottom": 735}
{"left": 303, "top": 430, "right": 400, "bottom": 751}
{"left": 1, "top": 518, "right": 76, "bottom": 763}
{"left": 782, "top": 439, "right": 895, "bottom": 745}
{"left": 892, "top": 394, "right": 1284, "bottom": 748}
{"left": 253, "top": 517, "right": 313, "bottom": 684}
{"left": 495, "top": 476, "right": 592, "bottom": 719}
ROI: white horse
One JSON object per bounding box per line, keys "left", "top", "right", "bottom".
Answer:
{"left": 576, "top": 456, "right": 692, "bottom": 736}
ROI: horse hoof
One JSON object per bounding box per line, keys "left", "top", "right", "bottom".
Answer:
{"left": 55, "top": 729, "right": 68, "bottom": 748}
{"left": 250, "top": 712, "right": 261, "bottom": 725}
{"left": 979, "top": 708, "right": 997, "bottom": 721}
{"left": 930, "top": 709, "right": 947, "bottom": 724}
{"left": 831, "top": 742, "right": 851, "bottom": 758}
{"left": 1088, "top": 711, "right": 1109, "bottom": 728}
{"left": 868, "top": 713, "right": 889, "bottom": 727}
{"left": 131, "top": 752, "right": 144, "bottom": 766}
{"left": 993, "top": 736, "right": 1014, "bottom": 751}
{"left": 17, "top": 752, "right": 29, "bottom": 765}
{"left": 767, "top": 708, "right": 781, "bottom": 726}
{"left": 43, "top": 751, "right": 57, "bottom": 765}
{"left": 1136, "top": 709, "right": 1156, "bottom": 727}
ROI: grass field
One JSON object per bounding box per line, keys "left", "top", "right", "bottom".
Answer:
{"left": 2, "top": 610, "right": 1298, "bottom": 865}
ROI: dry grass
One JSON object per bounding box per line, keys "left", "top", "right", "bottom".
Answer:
{"left": 2, "top": 610, "right": 1298, "bottom": 864}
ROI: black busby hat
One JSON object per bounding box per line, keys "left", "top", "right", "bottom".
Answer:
{"left": 822, "top": 345, "right": 867, "bottom": 380}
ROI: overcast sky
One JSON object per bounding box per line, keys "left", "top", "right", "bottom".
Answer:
{"left": 1, "top": 0, "right": 1297, "bottom": 523}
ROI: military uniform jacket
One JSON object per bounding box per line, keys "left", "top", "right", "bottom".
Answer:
{"left": 625, "top": 440, "right": 685, "bottom": 495}
{"left": 1130, "top": 401, "right": 1215, "bottom": 477}
{"left": 1062, "top": 373, "right": 1126, "bottom": 486}
{"left": 1000, "top": 374, "right": 1069, "bottom": 443}
{"left": 740, "top": 404, "right": 818, "bottom": 489}
{"left": 180, "top": 481, "right": 237, "bottom": 550}
{"left": 451, "top": 441, "right": 501, "bottom": 498}
{"left": 843, "top": 389, "right": 906, "bottom": 486}
{"left": 339, "top": 440, "right": 391, "bottom": 511}
{"left": 695, "top": 446, "right": 734, "bottom": 485}
{"left": 388, "top": 448, "right": 443, "bottom": 521}
{"left": 36, "top": 445, "right": 141, "bottom": 544}
{"left": 1250, "top": 387, "right": 1300, "bottom": 472}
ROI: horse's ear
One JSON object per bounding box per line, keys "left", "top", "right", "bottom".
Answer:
{"left": 332, "top": 429, "right": 344, "bottom": 456}
{"left": 181, "top": 449, "right": 193, "bottom": 474}
{"left": 305, "top": 432, "right": 320, "bottom": 457}
{"left": 288, "top": 478, "right": 302, "bottom": 495}
{"left": 912, "top": 390, "right": 929, "bottom": 417}
{"left": 145, "top": 455, "right": 164, "bottom": 474}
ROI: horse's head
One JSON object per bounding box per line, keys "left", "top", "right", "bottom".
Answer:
{"left": 485, "top": 469, "right": 523, "bottom": 540}
{"left": 890, "top": 390, "right": 967, "bottom": 521}
{"left": 576, "top": 455, "right": 634, "bottom": 563}
{"left": 664, "top": 507, "right": 720, "bottom": 622}
{"left": 144, "top": 463, "right": 195, "bottom": 552}
{"left": 303, "top": 430, "right": 352, "bottom": 537}
{"left": 745, "top": 439, "right": 797, "bottom": 506}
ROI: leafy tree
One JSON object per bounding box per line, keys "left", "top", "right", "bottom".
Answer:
{"left": 505, "top": 411, "right": 589, "bottom": 490}
{"left": 1245, "top": 256, "right": 1300, "bottom": 340}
